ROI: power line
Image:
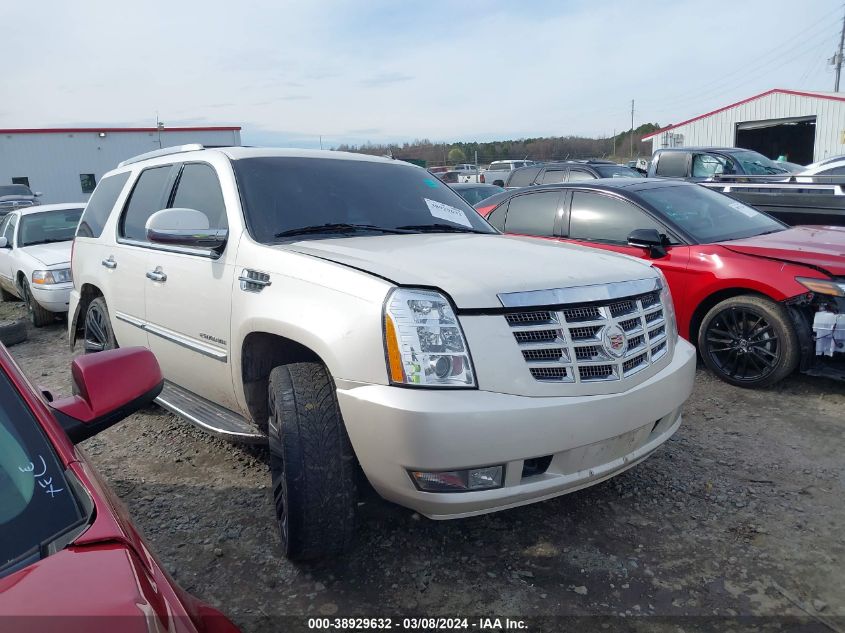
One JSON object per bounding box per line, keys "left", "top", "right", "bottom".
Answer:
{"left": 643, "top": 24, "right": 842, "bottom": 120}
{"left": 639, "top": 8, "right": 842, "bottom": 110}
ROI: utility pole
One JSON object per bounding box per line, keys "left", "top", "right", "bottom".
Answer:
{"left": 319, "top": 135, "right": 323, "bottom": 150}
{"left": 835, "top": 7, "right": 845, "bottom": 92}
{"left": 156, "top": 112, "right": 164, "bottom": 149}
{"left": 629, "top": 100, "right": 635, "bottom": 159}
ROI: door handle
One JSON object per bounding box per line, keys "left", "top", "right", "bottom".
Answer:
{"left": 101, "top": 256, "right": 117, "bottom": 269}
{"left": 145, "top": 267, "right": 167, "bottom": 282}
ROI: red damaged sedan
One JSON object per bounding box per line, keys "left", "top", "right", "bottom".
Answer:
{"left": 0, "top": 346, "right": 238, "bottom": 633}
{"left": 476, "top": 179, "right": 845, "bottom": 387}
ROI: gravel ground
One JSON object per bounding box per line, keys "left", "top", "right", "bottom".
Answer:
{"left": 5, "top": 303, "right": 844, "bottom": 631}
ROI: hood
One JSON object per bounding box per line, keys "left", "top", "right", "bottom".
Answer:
{"left": 23, "top": 241, "right": 71, "bottom": 267}
{"left": 284, "top": 233, "right": 656, "bottom": 309}
{"left": 0, "top": 545, "right": 196, "bottom": 631}
{"left": 718, "top": 226, "right": 845, "bottom": 277}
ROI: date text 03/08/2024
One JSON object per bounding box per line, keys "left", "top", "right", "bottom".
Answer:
{"left": 306, "top": 618, "right": 528, "bottom": 631}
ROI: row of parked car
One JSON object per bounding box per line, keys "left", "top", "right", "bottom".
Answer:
{"left": 1, "top": 143, "right": 843, "bottom": 629}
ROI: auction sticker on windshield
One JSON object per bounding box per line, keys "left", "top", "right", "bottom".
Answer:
{"left": 425, "top": 198, "right": 473, "bottom": 228}
{"left": 729, "top": 201, "right": 758, "bottom": 218}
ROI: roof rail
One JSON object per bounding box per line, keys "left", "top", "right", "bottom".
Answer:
{"left": 118, "top": 143, "right": 205, "bottom": 168}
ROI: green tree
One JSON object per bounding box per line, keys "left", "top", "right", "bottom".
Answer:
{"left": 447, "top": 147, "right": 467, "bottom": 164}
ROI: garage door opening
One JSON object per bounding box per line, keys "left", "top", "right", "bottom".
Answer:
{"left": 735, "top": 116, "right": 816, "bottom": 166}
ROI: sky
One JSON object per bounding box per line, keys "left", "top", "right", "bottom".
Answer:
{"left": 1, "top": 0, "right": 843, "bottom": 148}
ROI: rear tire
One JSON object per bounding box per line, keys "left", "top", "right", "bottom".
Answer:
{"left": 83, "top": 296, "right": 117, "bottom": 353}
{"left": 268, "top": 362, "right": 357, "bottom": 560}
{"left": 698, "top": 295, "right": 799, "bottom": 388}
{"left": 21, "top": 280, "right": 54, "bottom": 328}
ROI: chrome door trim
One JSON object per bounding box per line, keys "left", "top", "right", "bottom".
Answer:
{"left": 498, "top": 277, "right": 661, "bottom": 308}
{"left": 114, "top": 312, "right": 227, "bottom": 362}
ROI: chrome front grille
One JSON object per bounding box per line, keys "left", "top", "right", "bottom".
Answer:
{"left": 505, "top": 288, "right": 670, "bottom": 383}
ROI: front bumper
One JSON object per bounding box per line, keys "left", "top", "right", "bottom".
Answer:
{"left": 338, "top": 338, "right": 696, "bottom": 519}
{"left": 30, "top": 282, "right": 72, "bottom": 313}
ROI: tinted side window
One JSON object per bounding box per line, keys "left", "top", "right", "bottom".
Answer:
{"left": 567, "top": 169, "right": 596, "bottom": 182}
{"left": 507, "top": 167, "right": 541, "bottom": 187}
{"left": 170, "top": 164, "right": 228, "bottom": 229}
{"left": 655, "top": 152, "right": 689, "bottom": 177}
{"left": 120, "top": 166, "right": 173, "bottom": 241}
{"left": 540, "top": 169, "right": 567, "bottom": 184}
{"left": 503, "top": 192, "right": 560, "bottom": 237}
{"left": 487, "top": 203, "right": 508, "bottom": 230}
{"left": 820, "top": 166, "right": 845, "bottom": 175}
{"left": 569, "top": 192, "right": 664, "bottom": 244}
{"left": 76, "top": 172, "right": 131, "bottom": 238}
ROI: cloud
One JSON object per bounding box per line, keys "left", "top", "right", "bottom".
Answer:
{"left": 360, "top": 72, "right": 414, "bottom": 87}
{"left": 0, "top": 0, "right": 841, "bottom": 147}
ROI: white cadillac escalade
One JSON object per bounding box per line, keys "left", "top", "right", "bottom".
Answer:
{"left": 69, "top": 145, "right": 697, "bottom": 559}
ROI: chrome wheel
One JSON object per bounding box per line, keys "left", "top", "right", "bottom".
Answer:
{"left": 84, "top": 301, "right": 112, "bottom": 352}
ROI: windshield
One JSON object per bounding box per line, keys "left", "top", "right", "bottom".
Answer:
{"left": 0, "top": 185, "right": 34, "bottom": 198}
{"left": 1, "top": 371, "right": 85, "bottom": 576}
{"left": 232, "top": 157, "right": 497, "bottom": 243}
{"left": 594, "top": 166, "right": 641, "bottom": 178}
{"left": 730, "top": 151, "right": 789, "bottom": 175}
{"left": 454, "top": 185, "right": 504, "bottom": 205}
{"left": 18, "top": 209, "right": 83, "bottom": 247}
{"left": 637, "top": 185, "right": 785, "bottom": 243}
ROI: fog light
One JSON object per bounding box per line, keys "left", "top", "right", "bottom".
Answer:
{"left": 410, "top": 465, "right": 504, "bottom": 492}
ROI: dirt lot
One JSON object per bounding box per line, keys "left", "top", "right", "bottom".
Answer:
{"left": 5, "top": 303, "right": 845, "bottom": 631}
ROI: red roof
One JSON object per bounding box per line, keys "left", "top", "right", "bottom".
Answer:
{"left": 0, "top": 126, "right": 241, "bottom": 134}
{"left": 641, "top": 89, "right": 845, "bottom": 140}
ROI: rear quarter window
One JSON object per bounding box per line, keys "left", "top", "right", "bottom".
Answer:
{"left": 76, "top": 172, "right": 131, "bottom": 238}
{"left": 654, "top": 152, "right": 689, "bottom": 178}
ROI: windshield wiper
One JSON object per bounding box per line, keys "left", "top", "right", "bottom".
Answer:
{"left": 274, "top": 223, "right": 413, "bottom": 238}
{"left": 395, "top": 223, "right": 486, "bottom": 234}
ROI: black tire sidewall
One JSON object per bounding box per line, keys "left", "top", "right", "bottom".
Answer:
{"left": 698, "top": 295, "right": 799, "bottom": 388}
{"left": 267, "top": 362, "right": 357, "bottom": 560}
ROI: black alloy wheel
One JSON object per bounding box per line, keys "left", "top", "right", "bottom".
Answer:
{"left": 698, "top": 295, "right": 799, "bottom": 388}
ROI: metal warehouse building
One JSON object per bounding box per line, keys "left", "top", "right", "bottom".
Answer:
{"left": 0, "top": 126, "right": 242, "bottom": 204}
{"left": 643, "top": 89, "right": 845, "bottom": 165}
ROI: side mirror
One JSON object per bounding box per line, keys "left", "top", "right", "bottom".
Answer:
{"left": 145, "top": 208, "right": 228, "bottom": 253}
{"left": 628, "top": 228, "right": 668, "bottom": 258}
{"left": 34, "top": 192, "right": 43, "bottom": 197}
{"left": 0, "top": 237, "right": 8, "bottom": 249}
{"left": 50, "top": 347, "right": 163, "bottom": 444}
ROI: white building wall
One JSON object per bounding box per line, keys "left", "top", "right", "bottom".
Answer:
{"left": 647, "top": 91, "right": 845, "bottom": 162}
{"left": 0, "top": 128, "right": 241, "bottom": 203}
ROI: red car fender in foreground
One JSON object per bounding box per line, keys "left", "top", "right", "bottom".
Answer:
{"left": 0, "top": 346, "right": 240, "bottom": 633}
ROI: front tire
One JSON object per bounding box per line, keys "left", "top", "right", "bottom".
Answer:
{"left": 698, "top": 295, "right": 799, "bottom": 388}
{"left": 83, "top": 296, "right": 117, "bottom": 353}
{"left": 268, "top": 362, "right": 357, "bottom": 560}
{"left": 21, "top": 279, "right": 54, "bottom": 328}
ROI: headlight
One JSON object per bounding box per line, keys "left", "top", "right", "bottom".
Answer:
{"left": 32, "top": 269, "right": 72, "bottom": 285}
{"left": 383, "top": 288, "right": 475, "bottom": 387}
{"left": 796, "top": 277, "right": 845, "bottom": 297}
{"left": 653, "top": 268, "right": 678, "bottom": 342}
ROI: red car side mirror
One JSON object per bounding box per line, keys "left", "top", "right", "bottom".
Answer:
{"left": 51, "top": 347, "right": 163, "bottom": 444}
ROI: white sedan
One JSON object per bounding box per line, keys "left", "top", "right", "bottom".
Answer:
{"left": 0, "top": 203, "right": 84, "bottom": 326}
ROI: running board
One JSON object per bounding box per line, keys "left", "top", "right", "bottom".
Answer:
{"left": 156, "top": 381, "right": 267, "bottom": 444}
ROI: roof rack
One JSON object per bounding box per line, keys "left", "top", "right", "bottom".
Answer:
{"left": 118, "top": 143, "right": 205, "bottom": 168}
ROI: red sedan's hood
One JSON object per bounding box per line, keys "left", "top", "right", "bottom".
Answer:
{"left": 0, "top": 544, "right": 198, "bottom": 633}
{"left": 718, "top": 226, "right": 845, "bottom": 276}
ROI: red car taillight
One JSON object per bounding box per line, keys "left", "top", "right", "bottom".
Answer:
{"left": 476, "top": 204, "right": 495, "bottom": 218}
{"left": 479, "top": 174, "right": 485, "bottom": 183}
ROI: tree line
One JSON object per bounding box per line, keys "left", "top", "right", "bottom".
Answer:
{"left": 335, "top": 124, "right": 661, "bottom": 166}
